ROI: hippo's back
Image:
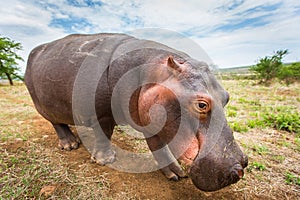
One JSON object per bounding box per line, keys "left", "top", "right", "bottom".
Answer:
{"left": 24, "top": 33, "right": 133, "bottom": 124}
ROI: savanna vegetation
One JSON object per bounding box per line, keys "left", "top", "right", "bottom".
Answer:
{"left": 0, "top": 78, "right": 299, "bottom": 199}
{"left": 250, "top": 49, "right": 300, "bottom": 85}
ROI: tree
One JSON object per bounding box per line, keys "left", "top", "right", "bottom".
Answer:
{"left": 250, "top": 50, "right": 288, "bottom": 84}
{"left": 0, "top": 36, "right": 23, "bottom": 85}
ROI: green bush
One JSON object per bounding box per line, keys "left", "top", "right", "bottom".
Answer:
{"left": 262, "top": 111, "right": 300, "bottom": 134}
{"left": 250, "top": 50, "right": 300, "bottom": 84}
{"left": 278, "top": 62, "right": 300, "bottom": 85}
{"left": 245, "top": 107, "right": 299, "bottom": 134}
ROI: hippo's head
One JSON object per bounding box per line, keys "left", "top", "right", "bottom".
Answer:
{"left": 137, "top": 56, "right": 248, "bottom": 191}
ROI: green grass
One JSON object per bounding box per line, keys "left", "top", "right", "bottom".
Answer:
{"left": 270, "top": 155, "right": 285, "bottom": 163}
{"left": 1, "top": 149, "right": 51, "bottom": 199}
{"left": 226, "top": 105, "right": 238, "bottom": 111}
{"left": 227, "top": 101, "right": 299, "bottom": 134}
{"left": 285, "top": 172, "right": 300, "bottom": 186}
{"left": 295, "top": 136, "right": 300, "bottom": 152}
{"left": 224, "top": 79, "right": 300, "bottom": 133}
{"left": 227, "top": 110, "right": 237, "bottom": 117}
{"left": 247, "top": 119, "right": 265, "bottom": 129}
{"left": 247, "top": 161, "right": 266, "bottom": 172}
{"left": 252, "top": 144, "right": 270, "bottom": 155}
{"left": 229, "top": 121, "right": 249, "bottom": 132}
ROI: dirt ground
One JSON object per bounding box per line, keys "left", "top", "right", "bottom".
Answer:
{"left": 0, "top": 81, "right": 299, "bottom": 199}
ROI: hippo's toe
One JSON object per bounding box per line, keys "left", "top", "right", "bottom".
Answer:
{"left": 58, "top": 136, "right": 81, "bottom": 151}
{"left": 91, "top": 149, "right": 116, "bottom": 165}
{"left": 161, "top": 162, "right": 187, "bottom": 181}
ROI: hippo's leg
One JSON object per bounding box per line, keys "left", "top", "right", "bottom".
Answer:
{"left": 146, "top": 135, "right": 187, "bottom": 181}
{"left": 90, "top": 117, "right": 116, "bottom": 165}
{"left": 52, "top": 123, "right": 81, "bottom": 151}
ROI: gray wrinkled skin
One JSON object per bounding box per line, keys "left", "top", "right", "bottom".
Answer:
{"left": 25, "top": 33, "right": 248, "bottom": 191}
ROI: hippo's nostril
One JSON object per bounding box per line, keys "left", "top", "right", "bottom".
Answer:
{"left": 231, "top": 164, "right": 244, "bottom": 182}
{"left": 236, "top": 168, "right": 244, "bottom": 179}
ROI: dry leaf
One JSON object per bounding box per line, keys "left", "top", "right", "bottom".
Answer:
{"left": 39, "top": 185, "right": 56, "bottom": 197}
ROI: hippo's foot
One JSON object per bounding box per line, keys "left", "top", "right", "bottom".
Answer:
{"left": 58, "top": 136, "right": 81, "bottom": 151}
{"left": 161, "top": 162, "right": 187, "bottom": 181}
{"left": 91, "top": 149, "right": 116, "bottom": 165}
{"left": 52, "top": 123, "right": 81, "bottom": 151}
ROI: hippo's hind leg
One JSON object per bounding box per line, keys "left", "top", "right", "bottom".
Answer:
{"left": 52, "top": 123, "right": 81, "bottom": 151}
{"left": 90, "top": 117, "right": 116, "bottom": 165}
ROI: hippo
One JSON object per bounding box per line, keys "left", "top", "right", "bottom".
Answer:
{"left": 24, "top": 33, "right": 248, "bottom": 192}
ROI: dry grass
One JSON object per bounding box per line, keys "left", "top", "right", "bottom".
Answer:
{"left": 0, "top": 83, "right": 111, "bottom": 199}
{"left": 0, "top": 80, "right": 299, "bottom": 199}
{"left": 222, "top": 80, "right": 300, "bottom": 199}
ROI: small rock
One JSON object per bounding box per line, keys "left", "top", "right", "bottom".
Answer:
{"left": 15, "top": 138, "right": 23, "bottom": 142}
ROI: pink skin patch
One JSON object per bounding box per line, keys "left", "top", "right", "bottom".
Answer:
{"left": 179, "top": 135, "right": 202, "bottom": 168}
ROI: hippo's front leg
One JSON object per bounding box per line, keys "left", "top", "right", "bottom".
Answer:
{"left": 90, "top": 117, "right": 116, "bottom": 165}
{"left": 146, "top": 134, "right": 187, "bottom": 180}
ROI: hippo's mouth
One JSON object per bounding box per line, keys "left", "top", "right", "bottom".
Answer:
{"left": 178, "top": 135, "right": 201, "bottom": 169}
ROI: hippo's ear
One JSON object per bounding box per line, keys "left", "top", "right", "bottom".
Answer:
{"left": 167, "top": 56, "right": 182, "bottom": 74}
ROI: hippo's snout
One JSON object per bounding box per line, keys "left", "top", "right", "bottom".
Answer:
{"left": 189, "top": 153, "right": 248, "bottom": 192}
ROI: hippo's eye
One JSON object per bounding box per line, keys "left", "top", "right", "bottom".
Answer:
{"left": 195, "top": 100, "right": 210, "bottom": 113}
{"left": 198, "top": 102, "right": 207, "bottom": 109}
{"left": 192, "top": 95, "right": 212, "bottom": 120}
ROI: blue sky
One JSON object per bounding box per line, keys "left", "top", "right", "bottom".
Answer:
{"left": 0, "top": 0, "right": 299, "bottom": 72}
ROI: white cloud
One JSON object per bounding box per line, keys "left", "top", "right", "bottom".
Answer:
{"left": 199, "top": 0, "right": 300, "bottom": 67}
{"left": 0, "top": 0, "right": 299, "bottom": 73}
{"left": 0, "top": 0, "right": 67, "bottom": 72}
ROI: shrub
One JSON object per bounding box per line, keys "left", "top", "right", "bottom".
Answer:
{"left": 277, "top": 62, "right": 300, "bottom": 85}
{"left": 262, "top": 111, "right": 300, "bottom": 134}
{"left": 245, "top": 107, "right": 299, "bottom": 134}
{"left": 249, "top": 50, "right": 300, "bottom": 85}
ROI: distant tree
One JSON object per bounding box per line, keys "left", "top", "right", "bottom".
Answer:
{"left": 0, "top": 36, "right": 23, "bottom": 85}
{"left": 250, "top": 50, "right": 288, "bottom": 84}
